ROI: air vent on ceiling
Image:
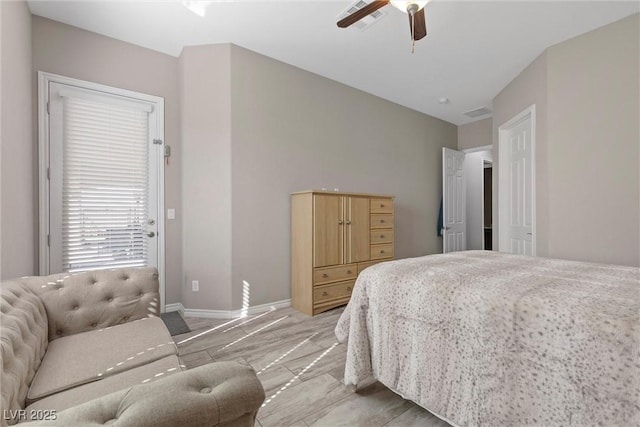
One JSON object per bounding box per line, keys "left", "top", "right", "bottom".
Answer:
{"left": 463, "top": 106, "right": 492, "bottom": 118}
{"left": 337, "top": 0, "right": 388, "bottom": 32}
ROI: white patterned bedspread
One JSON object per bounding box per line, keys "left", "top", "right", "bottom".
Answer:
{"left": 335, "top": 251, "right": 640, "bottom": 426}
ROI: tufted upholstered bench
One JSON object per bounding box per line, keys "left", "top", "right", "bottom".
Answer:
{"left": 0, "top": 267, "right": 265, "bottom": 426}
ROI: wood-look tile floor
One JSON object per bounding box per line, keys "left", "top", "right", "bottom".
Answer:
{"left": 173, "top": 306, "right": 451, "bottom": 427}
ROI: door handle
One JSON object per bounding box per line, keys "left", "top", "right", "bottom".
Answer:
{"left": 346, "top": 220, "right": 351, "bottom": 225}
{"left": 147, "top": 231, "right": 156, "bottom": 238}
{"left": 338, "top": 220, "right": 344, "bottom": 225}
{"left": 526, "top": 232, "right": 532, "bottom": 235}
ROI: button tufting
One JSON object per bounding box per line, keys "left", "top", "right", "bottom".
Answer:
{"left": 91, "top": 323, "right": 98, "bottom": 327}
{"left": 73, "top": 306, "right": 79, "bottom": 310}
{"left": 200, "top": 387, "right": 212, "bottom": 394}
{"left": 123, "top": 316, "right": 130, "bottom": 321}
{"left": 56, "top": 330, "right": 62, "bottom": 335}
{"left": 108, "top": 298, "right": 113, "bottom": 302}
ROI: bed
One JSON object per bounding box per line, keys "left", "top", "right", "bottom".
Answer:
{"left": 335, "top": 250, "right": 639, "bottom": 426}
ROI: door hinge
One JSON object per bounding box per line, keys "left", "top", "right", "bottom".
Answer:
{"left": 153, "top": 139, "right": 163, "bottom": 145}
{"left": 47, "top": 234, "right": 50, "bottom": 247}
{"left": 47, "top": 167, "right": 50, "bottom": 180}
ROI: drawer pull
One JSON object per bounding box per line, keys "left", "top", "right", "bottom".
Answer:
{"left": 380, "top": 219, "right": 385, "bottom": 223}
{"left": 347, "top": 287, "right": 352, "bottom": 291}
{"left": 347, "top": 270, "right": 352, "bottom": 274}
{"left": 380, "top": 234, "right": 385, "bottom": 238}
{"left": 322, "top": 273, "right": 328, "bottom": 278}
{"left": 380, "top": 204, "right": 385, "bottom": 208}
{"left": 322, "top": 291, "right": 328, "bottom": 296}
{"left": 380, "top": 250, "right": 385, "bottom": 254}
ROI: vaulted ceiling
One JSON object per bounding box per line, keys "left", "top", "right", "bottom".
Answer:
{"left": 28, "top": 1, "right": 639, "bottom": 125}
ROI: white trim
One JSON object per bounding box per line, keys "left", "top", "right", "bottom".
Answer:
{"left": 165, "top": 303, "right": 185, "bottom": 316}
{"left": 38, "top": 71, "right": 166, "bottom": 311}
{"left": 461, "top": 144, "right": 492, "bottom": 154}
{"left": 182, "top": 299, "right": 292, "bottom": 319}
{"left": 154, "top": 96, "right": 166, "bottom": 313}
{"left": 498, "top": 104, "right": 536, "bottom": 255}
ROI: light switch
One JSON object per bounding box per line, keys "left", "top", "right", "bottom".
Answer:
{"left": 167, "top": 208, "right": 175, "bottom": 220}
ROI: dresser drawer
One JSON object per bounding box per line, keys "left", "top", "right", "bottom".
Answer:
{"left": 314, "top": 280, "right": 355, "bottom": 304}
{"left": 370, "top": 199, "right": 393, "bottom": 214}
{"left": 370, "top": 229, "right": 393, "bottom": 244}
{"left": 370, "top": 214, "right": 393, "bottom": 229}
{"left": 370, "top": 244, "right": 393, "bottom": 260}
{"left": 358, "top": 260, "right": 382, "bottom": 274}
{"left": 314, "top": 264, "right": 357, "bottom": 285}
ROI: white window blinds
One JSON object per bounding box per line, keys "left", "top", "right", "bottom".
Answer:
{"left": 60, "top": 95, "right": 150, "bottom": 272}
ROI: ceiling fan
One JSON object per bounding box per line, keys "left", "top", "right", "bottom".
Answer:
{"left": 337, "top": 1, "right": 429, "bottom": 52}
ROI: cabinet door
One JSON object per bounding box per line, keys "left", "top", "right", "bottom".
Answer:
{"left": 314, "top": 194, "right": 343, "bottom": 267}
{"left": 345, "top": 196, "right": 370, "bottom": 263}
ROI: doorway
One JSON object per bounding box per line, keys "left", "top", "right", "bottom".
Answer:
{"left": 483, "top": 161, "right": 492, "bottom": 250}
{"left": 461, "top": 147, "right": 492, "bottom": 251}
{"left": 442, "top": 146, "right": 494, "bottom": 253}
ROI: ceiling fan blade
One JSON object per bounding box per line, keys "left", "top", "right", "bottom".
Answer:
{"left": 337, "top": 0, "right": 389, "bottom": 28}
{"left": 410, "top": 8, "right": 427, "bottom": 40}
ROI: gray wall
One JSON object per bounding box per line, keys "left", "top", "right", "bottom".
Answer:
{"left": 493, "top": 51, "right": 549, "bottom": 257}
{"left": 228, "top": 45, "right": 456, "bottom": 308}
{"left": 179, "top": 45, "right": 233, "bottom": 310}
{"left": 546, "top": 13, "right": 639, "bottom": 266}
{"left": 0, "top": 1, "right": 34, "bottom": 279}
{"left": 178, "top": 43, "right": 457, "bottom": 310}
{"left": 493, "top": 14, "right": 639, "bottom": 267}
{"left": 458, "top": 118, "right": 492, "bottom": 151}
{"left": 31, "top": 17, "right": 183, "bottom": 302}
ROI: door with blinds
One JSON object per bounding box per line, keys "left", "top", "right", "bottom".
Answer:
{"left": 43, "top": 77, "right": 164, "bottom": 276}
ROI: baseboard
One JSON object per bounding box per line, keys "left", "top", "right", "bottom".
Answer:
{"left": 164, "top": 302, "right": 185, "bottom": 316}
{"left": 173, "top": 299, "right": 291, "bottom": 319}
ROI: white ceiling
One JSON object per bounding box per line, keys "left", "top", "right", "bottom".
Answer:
{"left": 27, "top": 0, "right": 639, "bottom": 125}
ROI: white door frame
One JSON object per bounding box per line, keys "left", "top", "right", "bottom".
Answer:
{"left": 498, "top": 104, "right": 536, "bottom": 255}
{"left": 38, "top": 71, "right": 166, "bottom": 311}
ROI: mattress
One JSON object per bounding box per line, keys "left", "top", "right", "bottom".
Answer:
{"left": 335, "top": 250, "right": 639, "bottom": 426}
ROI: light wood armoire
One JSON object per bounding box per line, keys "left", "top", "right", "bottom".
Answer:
{"left": 291, "top": 190, "right": 394, "bottom": 315}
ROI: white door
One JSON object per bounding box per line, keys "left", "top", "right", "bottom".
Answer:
{"left": 45, "top": 79, "right": 164, "bottom": 274}
{"left": 442, "top": 148, "right": 466, "bottom": 253}
{"left": 498, "top": 107, "right": 535, "bottom": 255}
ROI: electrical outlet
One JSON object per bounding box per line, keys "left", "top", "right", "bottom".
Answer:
{"left": 191, "top": 280, "right": 199, "bottom": 292}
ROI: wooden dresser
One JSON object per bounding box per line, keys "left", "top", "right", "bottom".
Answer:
{"left": 291, "top": 190, "right": 394, "bottom": 315}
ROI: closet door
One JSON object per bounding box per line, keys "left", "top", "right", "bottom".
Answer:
{"left": 313, "top": 194, "right": 343, "bottom": 267}
{"left": 345, "top": 197, "right": 370, "bottom": 263}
